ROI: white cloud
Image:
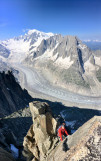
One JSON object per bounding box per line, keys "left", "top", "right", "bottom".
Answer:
{"left": 83, "top": 39, "right": 101, "bottom": 42}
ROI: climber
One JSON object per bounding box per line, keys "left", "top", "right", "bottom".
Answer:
{"left": 58, "top": 123, "right": 69, "bottom": 141}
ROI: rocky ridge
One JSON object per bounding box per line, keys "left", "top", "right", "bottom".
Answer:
{"left": 0, "top": 106, "right": 33, "bottom": 161}
{"left": 1, "top": 29, "right": 101, "bottom": 95}
{"left": 24, "top": 34, "right": 101, "bottom": 95}
{"left": 47, "top": 116, "right": 101, "bottom": 161}
{"left": 0, "top": 99, "right": 100, "bottom": 161}
{"left": 23, "top": 101, "right": 101, "bottom": 161}
{"left": 0, "top": 29, "right": 54, "bottom": 63}
{"left": 23, "top": 101, "right": 59, "bottom": 161}
{"left": 0, "top": 71, "right": 32, "bottom": 117}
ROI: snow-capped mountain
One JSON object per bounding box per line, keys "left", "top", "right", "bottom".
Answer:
{"left": 24, "top": 34, "right": 101, "bottom": 95}
{"left": 24, "top": 35, "right": 91, "bottom": 84}
{"left": 0, "top": 29, "right": 101, "bottom": 95}
{"left": 0, "top": 44, "right": 10, "bottom": 62}
{"left": 0, "top": 29, "right": 54, "bottom": 63}
{"left": 26, "top": 34, "right": 92, "bottom": 68}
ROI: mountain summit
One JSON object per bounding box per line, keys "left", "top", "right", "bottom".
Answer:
{"left": 0, "top": 29, "right": 101, "bottom": 95}
{"left": 0, "top": 29, "right": 54, "bottom": 63}
{"left": 24, "top": 33, "right": 101, "bottom": 95}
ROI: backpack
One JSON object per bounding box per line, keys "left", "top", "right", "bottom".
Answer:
{"left": 57, "top": 125, "right": 62, "bottom": 136}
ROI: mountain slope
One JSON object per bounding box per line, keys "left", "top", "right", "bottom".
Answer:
{"left": 0, "top": 30, "right": 101, "bottom": 95}
{"left": 0, "top": 29, "right": 54, "bottom": 63}
{"left": 0, "top": 44, "right": 10, "bottom": 62}
{"left": 48, "top": 116, "right": 101, "bottom": 161}
{"left": 0, "top": 71, "right": 32, "bottom": 118}
{"left": 24, "top": 34, "right": 101, "bottom": 95}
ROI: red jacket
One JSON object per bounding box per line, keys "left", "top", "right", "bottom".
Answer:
{"left": 58, "top": 126, "right": 68, "bottom": 141}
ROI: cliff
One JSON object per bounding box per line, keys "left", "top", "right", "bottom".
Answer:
{"left": 23, "top": 101, "right": 101, "bottom": 161}
{"left": 23, "top": 101, "right": 59, "bottom": 161}
{"left": 0, "top": 71, "right": 32, "bottom": 118}
{"left": 47, "top": 116, "right": 101, "bottom": 161}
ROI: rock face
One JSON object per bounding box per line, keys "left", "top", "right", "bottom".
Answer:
{"left": 24, "top": 34, "right": 101, "bottom": 95}
{"left": 23, "top": 101, "right": 101, "bottom": 161}
{"left": 0, "top": 71, "right": 32, "bottom": 118}
{"left": 0, "top": 106, "right": 32, "bottom": 146}
{"left": 1, "top": 29, "right": 101, "bottom": 95}
{"left": 47, "top": 116, "right": 101, "bottom": 161}
{"left": 0, "top": 107, "right": 33, "bottom": 161}
{"left": 24, "top": 35, "right": 92, "bottom": 87}
{"left": 23, "top": 101, "right": 58, "bottom": 161}
{"left": 66, "top": 116, "right": 101, "bottom": 161}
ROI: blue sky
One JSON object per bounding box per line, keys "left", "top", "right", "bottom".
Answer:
{"left": 0, "top": 0, "right": 101, "bottom": 40}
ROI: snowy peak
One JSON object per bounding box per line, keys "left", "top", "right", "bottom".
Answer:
{"left": 27, "top": 29, "right": 54, "bottom": 37}
{"left": 2, "top": 29, "right": 54, "bottom": 48}
{"left": 27, "top": 34, "right": 90, "bottom": 62}
{"left": 0, "top": 29, "right": 54, "bottom": 63}
{"left": 26, "top": 29, "right": 54, "bottom": 53}
{"left": 23, "top": 34, "right": 92, "bottom": 78}
{"left": 24, "top": 29, "right": 54, "bottom": 43}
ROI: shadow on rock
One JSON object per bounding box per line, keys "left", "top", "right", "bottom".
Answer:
{"left": 33, "top": 98, "right": 101, "bottom": 130}
{"left": 0, "top": 98, "right": 101, "bottom": 160}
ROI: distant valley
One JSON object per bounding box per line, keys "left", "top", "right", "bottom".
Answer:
{"left": 0, "top": 29, "right": 101, "bottom": 108}
{"left": 84, "top": 40, "right": 101, "bottom": 50}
